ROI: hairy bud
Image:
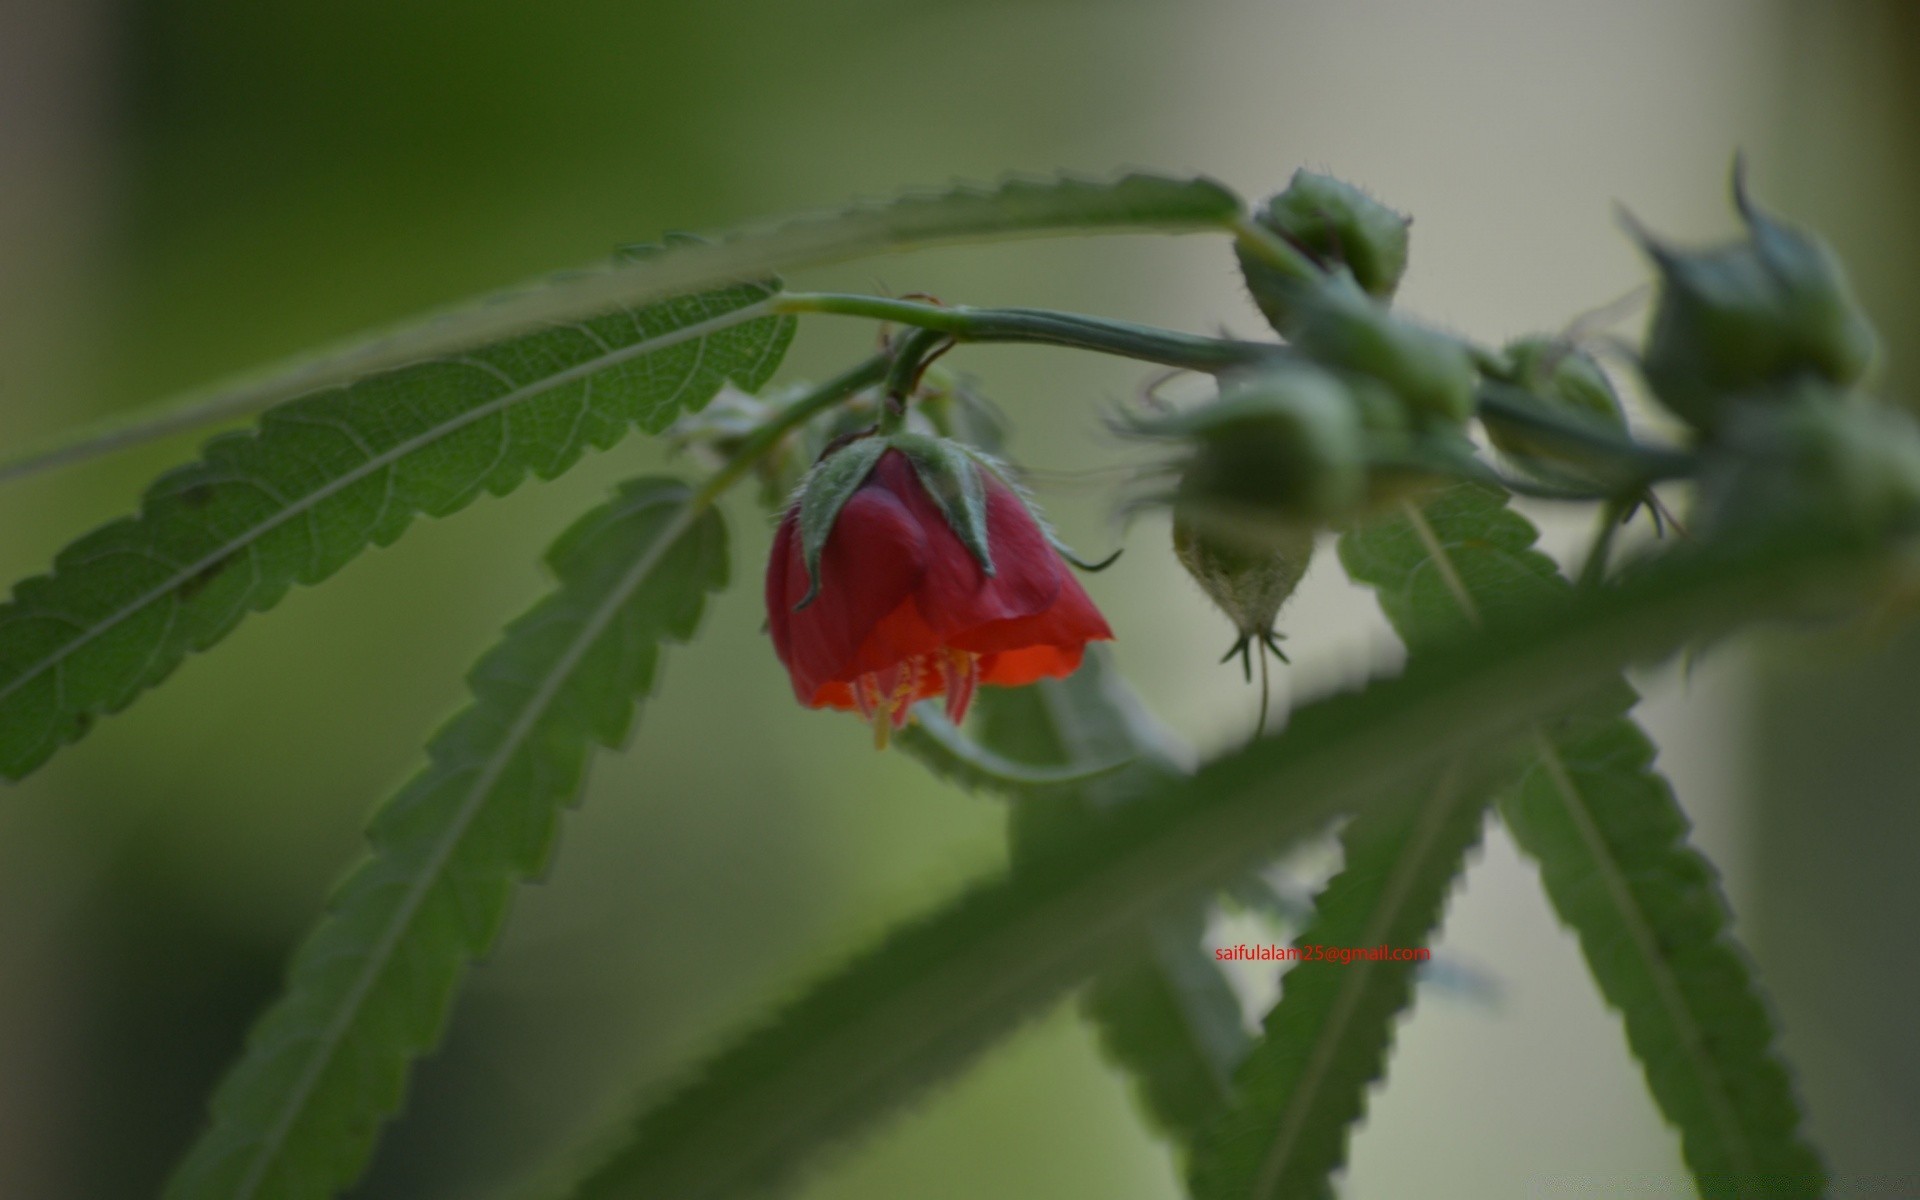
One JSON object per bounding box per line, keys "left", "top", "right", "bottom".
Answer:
{"left": 1636, "top": 167, "right": 1878, "bottom": 434}
{"left": 1287, "top": 279, "right": 1477, "bottom": 425}
{"left": 1483, "top": 336, "right": 1633, "bottom": 487}
{"left": 1134, "top": 364, "right": 1367, "bottom": 545}
{"left": 1238, "top": 170, "right": 1412, "bottom": 335}
{"left": 1693, "top": 388, "right": 1920, "bottom": 541}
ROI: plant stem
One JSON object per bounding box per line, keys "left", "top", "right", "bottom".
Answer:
{"left": 774, "top": 293, "right": 1279, "bottom": 373}
{"left": 1475, "top": 385, "right": 1696, "bottom": 482}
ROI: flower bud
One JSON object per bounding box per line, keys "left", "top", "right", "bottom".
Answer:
{"left": 1237, "top": 170, "right": 1412, "bottom": 335}
{"left": 1286, "top": 278, "right": 1477, "bottom": 425}
{"left": 1135, "top": 363, "right": 1368, "bottom": 547}
{"left": 1483, "top": 336, "right": 1633, "bottom": 487}
{"left": 1173, "top": 508, "right": 1314, "bottom": 682}
{"left": 1692, "top": 387, "right": 1920, "bottom": 542}
{"left": 1636, "top": 170, "right": 1878, "bottom": 434}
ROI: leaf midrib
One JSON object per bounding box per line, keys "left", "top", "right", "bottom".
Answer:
{"left": 1247, "top": 764, "right": 1469, "bottom": 1199}
{"left": 1527, "top": 731, "right": 1757, "bottom": 1185}
{"left": 1402, "top": 503, "right": 1757, "bottom": 1188}
{"left": 0, "top": 302, "right": 766, "bottom": 714}
{"left": 225, "top": 496, "right": 695, "bottom": 1199}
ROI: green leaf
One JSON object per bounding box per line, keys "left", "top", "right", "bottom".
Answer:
{"left": 972, "top": 651, "right": 1249, "bottom": 1157}
{"left": 552, "top": 526, "right": 1884, "bottom": 1200}
{"left": 1336, "top": 483, "right": 1566, "bottom": 647}
{"left": 1178, "top": 487, "right": 1537, "bottom": 1200}
{"left": 1083, "top": 907, "right": 1252, "bottom": 1158}
{"left": 1500, "top": 722, "right": 1825, "bottom": 1197}
{"left": 1188, "top": 764, "right": 1489, "bottom": 1200}
{"left": 1342, "top": 483, "right": 1826, "bottom": 1199}
{"left": 164, "top": 477, "right": 729, "bottom": 1200}
{"left": 0, "top": 281, "right": 789, "bottom": 781}
{"left": 0, "top": 172, "right": 1239, "bottom": 485}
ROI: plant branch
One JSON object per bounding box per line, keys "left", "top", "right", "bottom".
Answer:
{"left": 774, "top": 293, "right": 1281, "bottom": 373}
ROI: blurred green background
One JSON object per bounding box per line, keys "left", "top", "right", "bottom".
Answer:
{"left": 1, "top": 2, "right": 1914, "bottom": 1197}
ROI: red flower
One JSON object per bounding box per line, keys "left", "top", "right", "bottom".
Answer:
{"left": 767, "top": 447, "right": 1113, "bottom": 744}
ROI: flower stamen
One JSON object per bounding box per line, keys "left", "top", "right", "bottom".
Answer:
{"left": 939, "top": 648, "right": 980, "bottom": 725}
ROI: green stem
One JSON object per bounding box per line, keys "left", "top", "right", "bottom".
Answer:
{"left": 1578, "top": 496, "right": 1633, "bottom": 588}
{"left": 1476, "top": 385, "right": 1696, "bottom": 482}
{"left": 877, "top": 327, "right": 953, "bottom": 435}
{"left": 773, "top": 293, "right": 1279, "bottom": 373}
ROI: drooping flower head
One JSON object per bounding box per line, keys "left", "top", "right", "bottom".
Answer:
{"left": 766, "top": 434, "right": 1112, "bottom": 746}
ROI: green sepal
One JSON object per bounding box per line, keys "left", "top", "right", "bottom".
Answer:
{"left": 956, "top": 443, "right": 1118, "bottom": 575}
{"left": 1287, "top": 276, "right": 1477, "bottom": 425}
{"left": 1236, "top": 170, "right": 1413, "bottom": 336}
{"left": 891, "top": 432, "right": 996, "bottom": 577}
{"left": 1631, "top": 162, "right": 1878, "bottom": 434}
{"left": 794, "top": 436, "right": 889, "bottom": 610}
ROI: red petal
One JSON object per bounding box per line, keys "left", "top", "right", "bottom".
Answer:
{"left": 776, "top": 482, "right": 930, "bottom": 703}
{"left": 765, "top": 512, "right": 799, "bottom": 669}
{"left": 769, "top": 449, "right": 1116, "bottom": 715}
{"left": 950, "top": 565, "right": 1113, "bottom": 656}
{"left": 879, "top": 453, "right": 1063, "bottom": 636}
{"left": 843, "top": 596, "right": 947, "bottom": 681}
{"left": 980, "top": 643, "right": 1087, "bottom": 686}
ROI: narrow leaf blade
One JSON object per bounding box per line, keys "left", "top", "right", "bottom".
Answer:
{"left": 552, "top": 525, "right": 1882, "bottom": 1200}
{"left": 1500, "top": 721, "right": 1826, "bottom": 1197}
{"left": 1343, "top": 483, "right": 1825, "bottom": 1198}
{"left": 0, "top": 172, "right": 1239, "bottom": 485}
{"left": 0, "top": 282, "right": 789, "bottom": 780}
{"left": 973, "top": 651, "right": 1249, "bottom": 1156}
{"left": 164, "top": 477, "right": 730, "bottom": 1200}
{"left": 1189, "top": 766, "right": 1488, "bottom": 1200}
{"left": 1184, "top": 487, "right": 1542, "bottom": 1200}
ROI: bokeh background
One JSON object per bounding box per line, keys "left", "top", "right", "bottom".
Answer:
{"left": 2, "top": 2, "right": 1916, "bottom": 1197}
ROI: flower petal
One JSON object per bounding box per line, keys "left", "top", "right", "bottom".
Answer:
{"left": 980, "top": 643, "right": 1087, "bottom": 687}
{"left": 950, "top": 565, "right": 1113, "bottom": 656}
{"left": 876, "top": 452, "right": 1064, "bottom": 635}
{"left": 774, "top": 483, "right": 930, "bottom": 703}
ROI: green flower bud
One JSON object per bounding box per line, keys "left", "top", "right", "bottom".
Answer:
{"left": 1693, "top": 387, "right": 1920, "bottom": 541}
{"left": 1136, "top": 363, "right": 1368, "bottom": 546}
{"left": 1483, "top": 336, "right": 1633, "bottom": 488}
{"left": 1237, "top": 170, "right": 1412, "bottom": 335}
{"left": 1287, "top": 278, "right": 1477, "bottom": 425}
{"left": 1636, "top": 169, "right": 1878, "bottom": 434}
{"left": 1173, "top": 508, "right": 1314, "bottom": 683}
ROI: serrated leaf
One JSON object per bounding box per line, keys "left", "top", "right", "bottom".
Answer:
{"left": 1336, "top": 483, "right": 1566, "bottom": 646}
{"left": 1342, "top": 482, "right": 1825, "bottom": 1199}
{"left": 552, "top": 526, "right": 1884, "bottom": 1200}
{"left": 0, "top": 281, "right": 789, "bottom": 781}
{"left": 1084, "top": 907, "right": 1252, "bottom": 1157}
{"left": 971, "top": 653, "right": 1249, "bottom": 1157}
{"left": 164, "top": 477, "right": 728, "bottom": 1200}
{"left": 1500, "top": 722, "right": 1825, "bottom": 1197}
{"left": 0, "top": 172, "right": 1240, "bottom": 486}
{"left": 1189, "top": 765, "right": 1488, "bottom": 1200}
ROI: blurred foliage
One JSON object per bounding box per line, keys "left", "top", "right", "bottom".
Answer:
{"left": 4, "top": 3, "right": 1919, "bottom": 1200}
